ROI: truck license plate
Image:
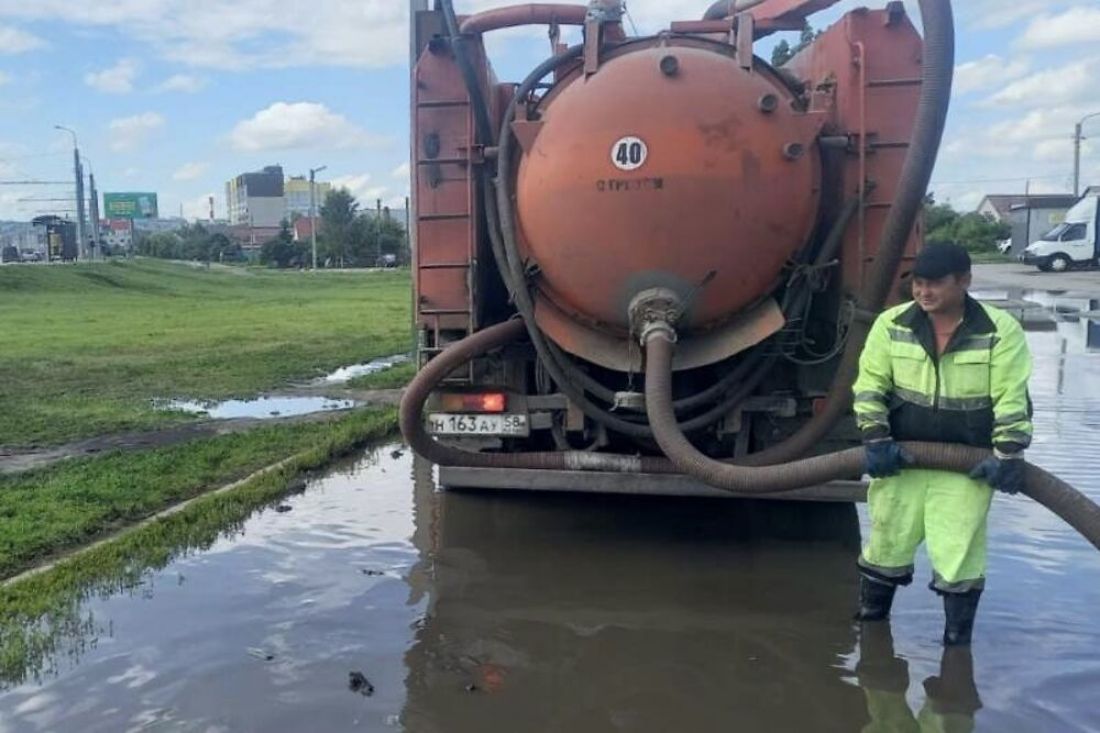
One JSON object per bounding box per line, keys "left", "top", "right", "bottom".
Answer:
{"left": 427, "top": 413, "right": 529, "bottom": 437}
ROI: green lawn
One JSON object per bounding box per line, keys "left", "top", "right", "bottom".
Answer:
{"left": 0, "top": 260, "right": 411, "bottom": 446}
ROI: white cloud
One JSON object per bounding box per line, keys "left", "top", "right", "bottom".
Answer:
{"left": 108, "top": 112, "right": 165, "bottom": 152}
{"left": 180, "top": 192, "right": 217, "bottom": 220}
{"left": 954, "top": 55, "right": 1029, "bottom": 96}
{"left": 0, "top": 1, "right": 410, "bottom": 69}
{"left": 1019, "top": 6, "right": 1100, "bottom": 49}
{"left": 0, "top": 25, "right": 45, "bottom": 54}
{"left": 172, "top": 162, "right": 208, "bottom": 181}
{"left": 390, "top": 162, "right": 409, "bottom": 179}
{"left": 960, "top": 0, "right": 1075, "bottom": 30}
{"left": 330, "top": 173, "right": 388, "bottom": 207}
{"left": 84, "top": 58, "right": 139, "bottom": 94}
{"left": 0, "top": 70, "right": 10, "bottom": 86}
{"left": 984, "top": 58, "right": 1099, "bottom": 108}
{"left": 155, "top": 74, "right": 206, "bottom": 93}
{"left": 229, "top": 102, "right": 388, "bottom": 152}
{"left": 123, "top": 167, "right": 140, "bottom": 178}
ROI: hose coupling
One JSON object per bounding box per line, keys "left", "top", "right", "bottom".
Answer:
{"left": 629, "top": 288, "right": 683, "bottom": 346}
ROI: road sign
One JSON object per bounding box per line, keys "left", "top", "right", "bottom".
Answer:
{"left": 103, "top": 192, "right": 159, "bottom": 220}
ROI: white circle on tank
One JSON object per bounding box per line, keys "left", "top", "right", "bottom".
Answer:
{"left": 611, "top": 136, "right": 648, "bottom": 171}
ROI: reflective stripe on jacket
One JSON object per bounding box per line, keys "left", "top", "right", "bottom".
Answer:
{"left": 852, "top": 296, "right": 1033, "bottom": 453}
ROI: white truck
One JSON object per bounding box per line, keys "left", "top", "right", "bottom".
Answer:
{"left": 1022, "top": 194, "right": 1100, "bottom": 272}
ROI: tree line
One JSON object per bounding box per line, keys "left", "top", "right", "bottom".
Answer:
{"left": 260, "top": 189, "right": 408, "bottom": 269}
{"left": 133, "top": 187, "right": 409, "bottom": 269}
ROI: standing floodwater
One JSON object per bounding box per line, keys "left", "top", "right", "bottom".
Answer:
{"left": 1, "top": 295, "right": 1099, "bottom": 732}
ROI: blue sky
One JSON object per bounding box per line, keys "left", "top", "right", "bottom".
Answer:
{"left": 1, "top": 0, "right": 1098, "bottom": 221}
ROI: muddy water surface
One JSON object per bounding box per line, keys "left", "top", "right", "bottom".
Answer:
{"left": 2, "top": 294, "right": 1099, "bottom": 732}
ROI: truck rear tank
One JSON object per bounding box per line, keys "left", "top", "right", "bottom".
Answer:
{"left": 406, "top": 0, "right": 944, "bottom": 498}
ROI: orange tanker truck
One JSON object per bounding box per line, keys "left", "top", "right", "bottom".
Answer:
{"left": 400, "top": 0, "right": 958, "bottom": 499}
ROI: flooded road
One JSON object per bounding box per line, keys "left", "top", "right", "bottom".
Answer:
{"left": 2, "top": 292, "right": 1100, "bottom": 732}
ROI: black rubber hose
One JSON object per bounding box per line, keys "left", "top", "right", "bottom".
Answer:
{"left": 490, "top": 45, "right": 664, "bottom": 438}
{"left": 397, "top": 316, "right": 1100, "bottom": 555}
{"left": 400, "top": 319, "right": 675, "bottom": 470}
{"left": 439, "top": 0, "right": 496, "bottom": 146}
{"left": 489, "top": 39, "right": 811, "bottom": 433}
{"left": 730, "top": 0, "right": 955, "bottom": 466}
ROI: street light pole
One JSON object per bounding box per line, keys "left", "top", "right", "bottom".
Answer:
{"left": 1073, "top": 111, "right": 1100, "bottom": 197}
{"left": 309, "top": 165, "right": 327, "bottom": 270}
{"left": 55, "top": 125, "right": 87, "bottom": 260}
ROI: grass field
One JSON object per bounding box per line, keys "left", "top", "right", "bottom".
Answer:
{"left": 0, "top": 260, "right": 412, "bottom": 446}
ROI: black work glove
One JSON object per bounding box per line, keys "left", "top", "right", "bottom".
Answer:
{"left": 968, "top": 451, "right": 1026, "bottom": 495}
{"left": 864, "top": 439, "right": 915, "bottom": 478}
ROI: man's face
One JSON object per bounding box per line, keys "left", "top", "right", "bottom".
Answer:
{"left": 912, "top": 272, "right": 970, "bottom": 314}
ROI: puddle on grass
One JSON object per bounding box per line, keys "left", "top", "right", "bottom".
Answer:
{"left": 157, "top": 396, "right": 358, "bottom": 420}
{"left": 3, "top": 289, "right": 1100, "bottom": 731}
{"left": 316, "top": 354, "right": 410, "bottom": 385}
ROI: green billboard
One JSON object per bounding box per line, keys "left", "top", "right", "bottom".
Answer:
{"left": 103, "top": 192, "right": 159, "bottom": 220}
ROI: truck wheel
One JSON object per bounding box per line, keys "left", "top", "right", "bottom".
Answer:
{"left": 1049, "top": 254, "right": 1072, "bottom": 272}
{"left": 1037, "top": 260, "right": 1053, "bottom": 272}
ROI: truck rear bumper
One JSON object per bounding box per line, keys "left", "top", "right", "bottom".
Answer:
{"left": 438, "top": 466, "right": 868, "bottom": 503}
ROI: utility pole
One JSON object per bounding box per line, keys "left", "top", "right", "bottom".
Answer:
{"left": 309, "top": 165, "right": 327, "bottom": 270}
{"left": 1074, "top": 112, "right": 1100, "bottom": 198}
{"left": 89, "top": 172, "right": 101, "bottom": 259}
{"left": 55, "top": 126, "right": 86, "bottom": 260}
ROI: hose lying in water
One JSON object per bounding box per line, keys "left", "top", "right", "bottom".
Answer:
{"left": 398, "top": 318, "right": 1100, "bottom": 553}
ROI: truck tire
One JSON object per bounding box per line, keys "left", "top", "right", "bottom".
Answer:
{"left": 1049, "top": 254, "right": 1072, "bottom": 272}
{"left": 1037, "top": 259, "right": 1053, "bottom": 272}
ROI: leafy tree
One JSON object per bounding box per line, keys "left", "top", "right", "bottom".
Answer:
{"left": 260, "top": 220, "right": 307, "bottom": 269}
{"left": 137, "top": 232, "right": 184, "bottom": 259}
{"left": 771, "top": 40, "right": 794, "bottom": 67}
{"left": 924, "top": 202, "right": 1011, "bottom": 254}
{"left": 320, "top": 188, "right": 359, "bottom": 268}
{"left": 771, "top": 22, "right": 821, "bottom": 67}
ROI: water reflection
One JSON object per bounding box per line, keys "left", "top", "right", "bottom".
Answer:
{"left": 403, "top": 482, "right": 865, "bottom": 732}
{"left": 1, "top": 290, "right": 1099, "bottom": 730}
{"left": 856, "top": 625, "right": 980, "bottom": 733}
{"left": 156, "top": 395, "right": 358, "bottom": 419}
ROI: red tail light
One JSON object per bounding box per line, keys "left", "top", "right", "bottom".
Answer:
{"left": 440, "top": 392, "right": 508, "bottom": 413}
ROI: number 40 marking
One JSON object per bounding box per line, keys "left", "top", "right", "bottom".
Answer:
{"left": 611, "top": 136, "right": 648, "bottom": 171}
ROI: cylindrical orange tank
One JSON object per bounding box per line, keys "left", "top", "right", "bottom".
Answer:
{"left": 515, "top": 40, "right": 824, "bottom": 371}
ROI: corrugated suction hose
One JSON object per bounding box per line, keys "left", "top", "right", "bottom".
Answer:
{"left": 398, "top": 318, "right": 1100, "bottom": 553}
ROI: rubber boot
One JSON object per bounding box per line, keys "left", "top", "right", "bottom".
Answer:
{"left": 854, "top": 576, "right": 897, "bottom": 621}
{"left": 942, "top": 590, "right": 982, "bottom": 646}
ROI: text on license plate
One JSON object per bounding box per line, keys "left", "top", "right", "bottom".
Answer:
{"left": 427, "top": 413, "right": 529, "bottom": 437}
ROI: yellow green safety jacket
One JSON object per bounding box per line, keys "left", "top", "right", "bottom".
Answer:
{"left": 853, "top": 296, "right": 1033, "bottom": 454}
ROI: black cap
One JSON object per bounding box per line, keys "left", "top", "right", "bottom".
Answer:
{"left": 912, "top": 242, "right": 971, "bottom": 279}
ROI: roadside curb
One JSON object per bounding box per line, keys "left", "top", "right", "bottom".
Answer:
{"left": 1, "top": 454, "right": 303, "bottom": 590}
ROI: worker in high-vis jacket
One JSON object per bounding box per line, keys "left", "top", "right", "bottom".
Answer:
{"left": 852, "top": 242, "right": 1033, "bottom": 645}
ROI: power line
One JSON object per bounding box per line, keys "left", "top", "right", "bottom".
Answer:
{"left": 931, "top": 174, "right": 1068, "bottom": 186}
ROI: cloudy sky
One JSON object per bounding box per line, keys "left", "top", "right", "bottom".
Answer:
{"left": 0, "top": 0, "right": 1097, "bottom": 221}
